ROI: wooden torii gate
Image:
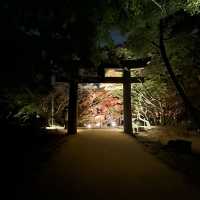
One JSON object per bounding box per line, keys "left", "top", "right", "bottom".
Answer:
{"left": 67, "top": 57, "right": 150, "bottom": 135}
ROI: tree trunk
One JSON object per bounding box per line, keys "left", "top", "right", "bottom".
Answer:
{"left": 159, "top": 19, "right": 200, "bottom": 128}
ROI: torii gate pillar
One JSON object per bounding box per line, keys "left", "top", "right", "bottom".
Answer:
{"left": 123, "top": 68, "right": 133, "bottom": 134}
{"left": 68, "top": 62, "right": 78, "bottom": 135}
{"left": 68, "top": 80, "right": 78, "bottom": 135}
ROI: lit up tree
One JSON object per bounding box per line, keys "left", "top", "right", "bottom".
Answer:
{"left": 39, "top": 83, "right": 69, "bottom": 127}
{"left": 78, "top": 84, "right": 123, "bottom": 127}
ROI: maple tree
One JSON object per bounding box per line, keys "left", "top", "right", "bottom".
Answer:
{"left": 78, "top": 84, "right": 123, "bottom": 127}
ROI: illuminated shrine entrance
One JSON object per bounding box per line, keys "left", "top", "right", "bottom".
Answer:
{"left": 78, "top": 83, "right": 123, "bottom": 129}
{"left": 67, "top": 57, "right": 150, "bottom": 135}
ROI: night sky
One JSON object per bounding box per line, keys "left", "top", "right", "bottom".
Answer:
{"left": 110, "top": 30, "right": 127, "bottom": 45}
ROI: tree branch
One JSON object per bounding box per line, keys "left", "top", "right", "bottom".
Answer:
{"left": 151, "top": 0, "right": 165, "bottom": 14}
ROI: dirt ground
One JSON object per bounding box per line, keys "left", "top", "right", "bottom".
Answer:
{"left": 15, "top": 128, "right": 200, "bottom": 200}
{"left": 136, "top": 126, "right": 200, "bottom": 186}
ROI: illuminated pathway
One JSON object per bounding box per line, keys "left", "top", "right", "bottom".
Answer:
{"left": 16, "top": 129, "right": 199, "bottom": 199}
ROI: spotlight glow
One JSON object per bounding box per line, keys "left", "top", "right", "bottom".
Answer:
{"left": 46, "top": 125, "right": 64, "bottom": 130}
{"left": 96, "top": 122, "right": 101, "bottom": 127}
{"left": 86, "top": 124, "right": 92, "bottom": 128}
{"left": 111, "top": 121, "right": 117, "bottom": 127}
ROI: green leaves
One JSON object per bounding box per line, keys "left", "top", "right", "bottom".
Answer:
{"left": 186, "top": 0, "right": 200, "bottom": 14}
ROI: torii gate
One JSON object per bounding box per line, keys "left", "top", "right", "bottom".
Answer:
{"left": 67, "top": 57, "right": 150, "bottom": 135}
